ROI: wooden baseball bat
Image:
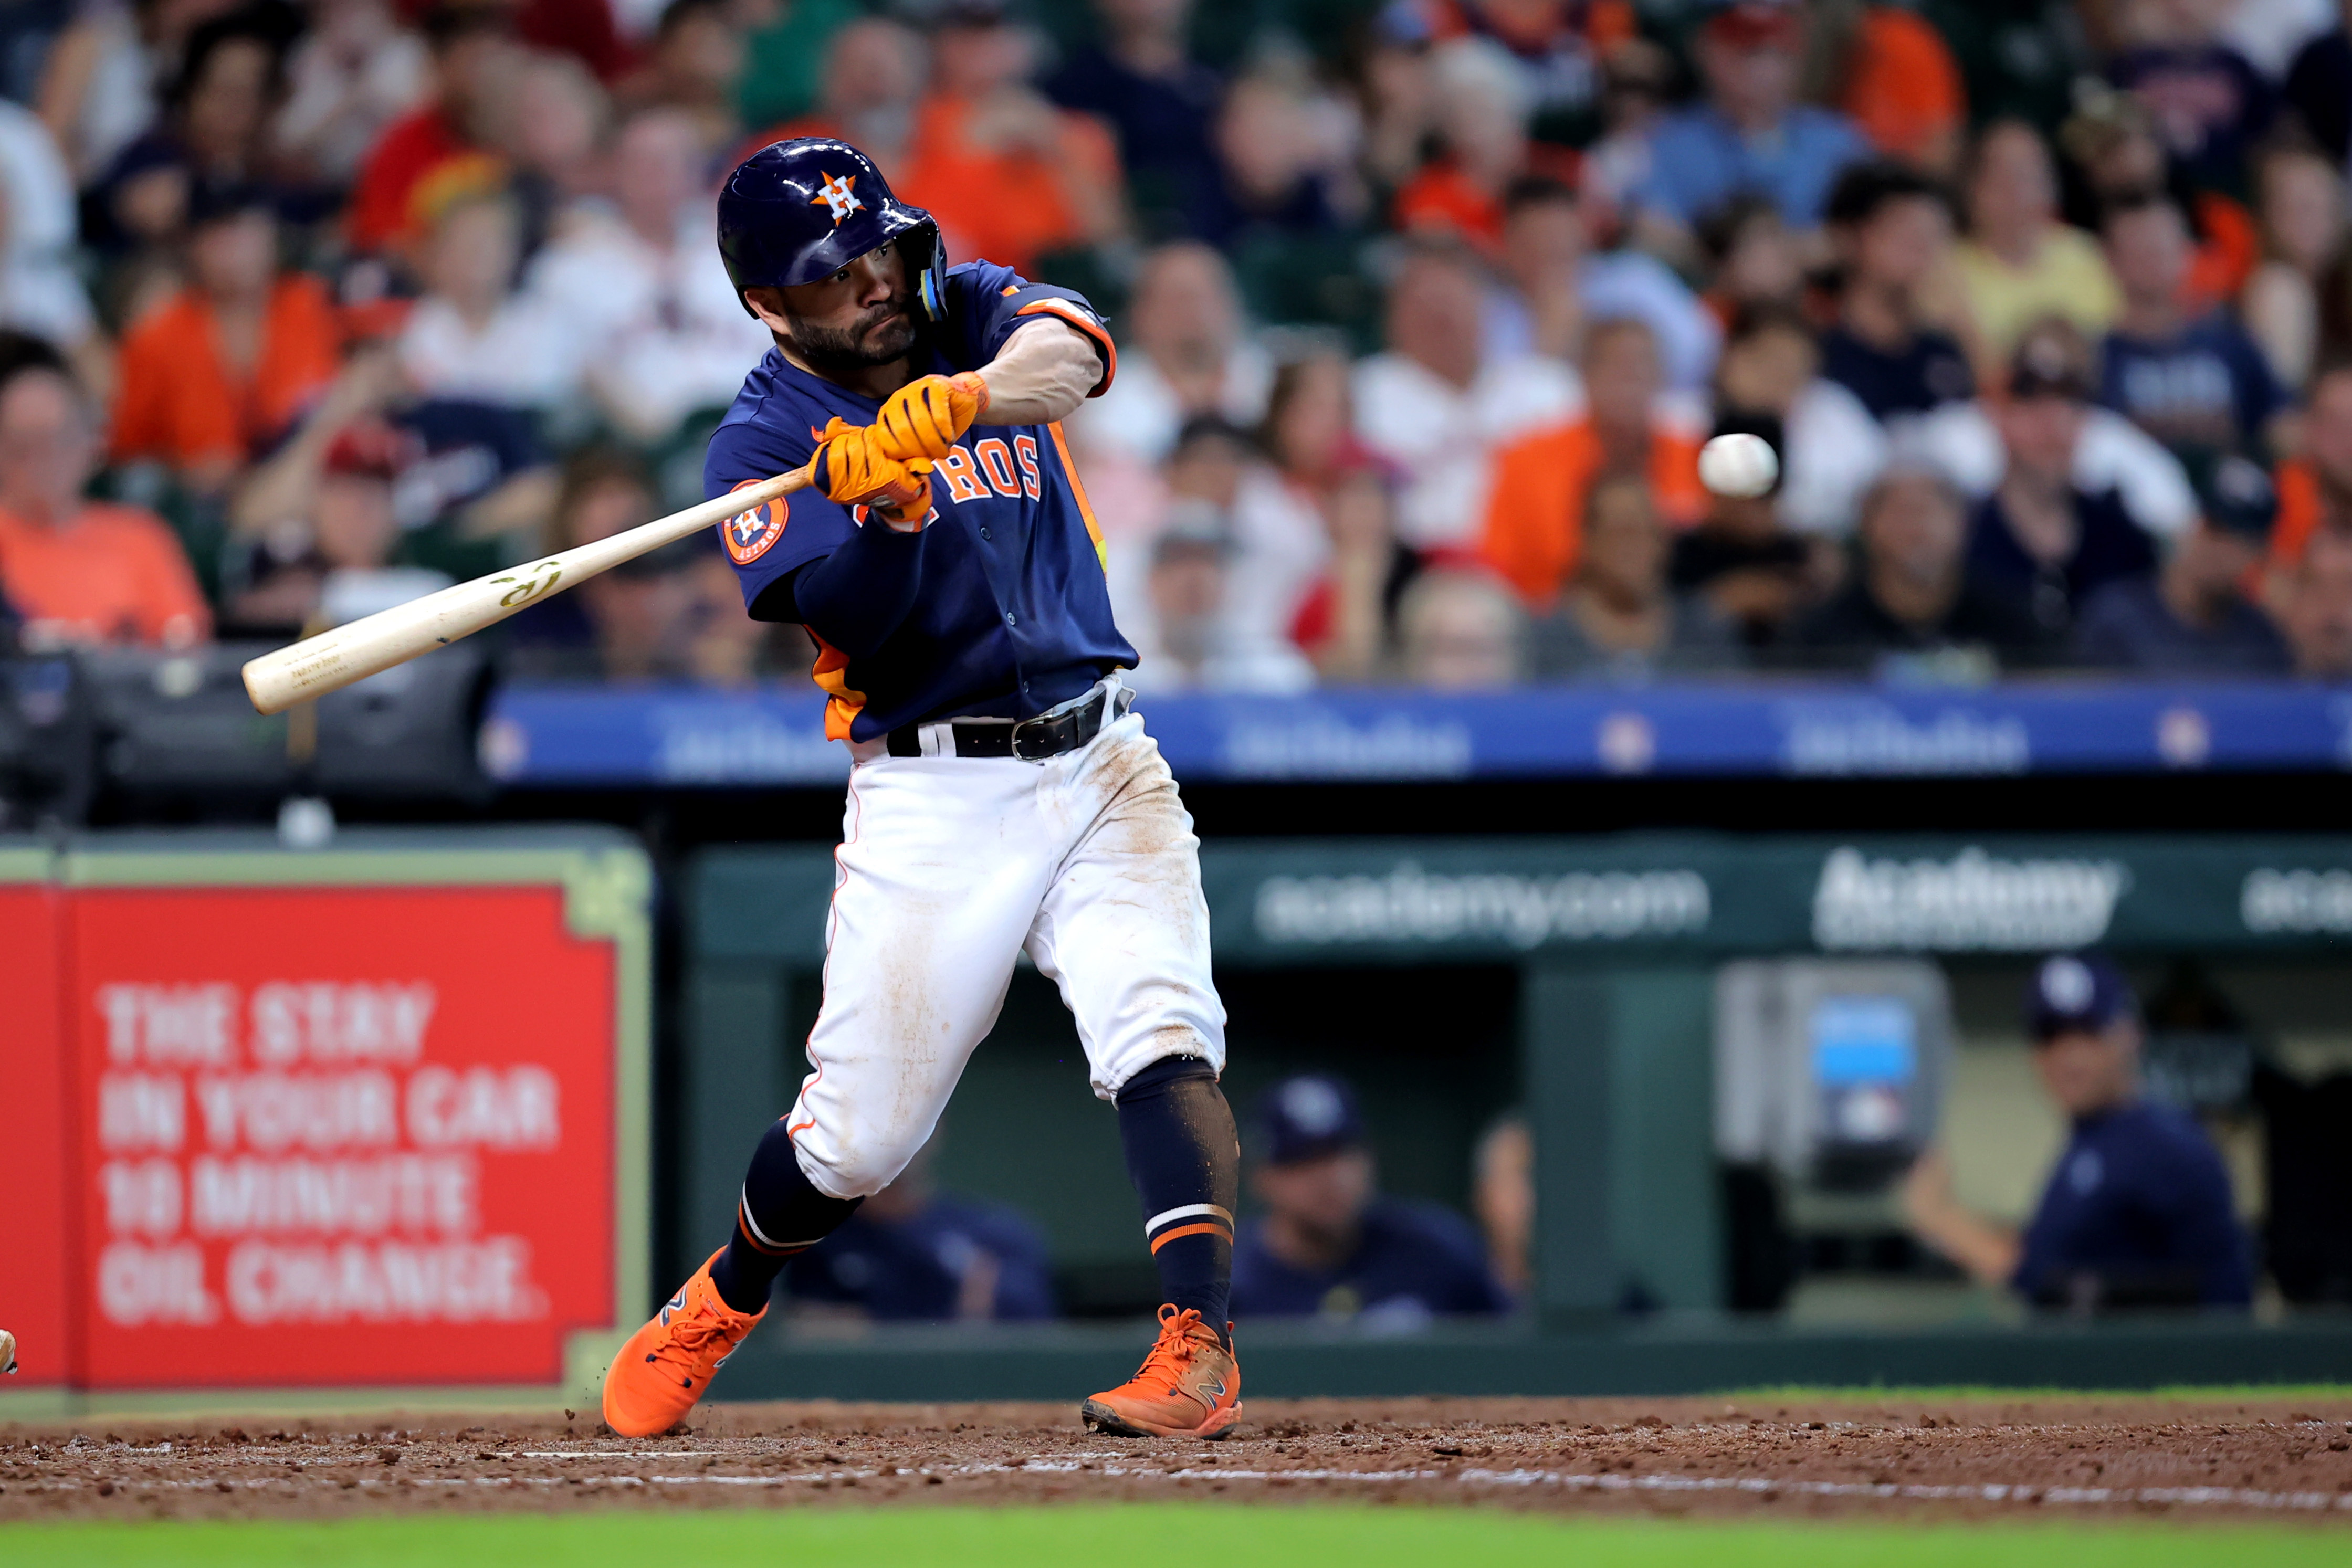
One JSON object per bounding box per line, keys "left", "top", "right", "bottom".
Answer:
{"left": 242, "top": 465, "right": 814, "bottom": 715}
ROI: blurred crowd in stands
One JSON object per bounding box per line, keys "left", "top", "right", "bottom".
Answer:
{"left": 6, "top": 0, "right": 2352, "bottom": 689}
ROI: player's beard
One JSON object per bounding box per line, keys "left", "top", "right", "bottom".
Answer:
{"left": 783, "top": 293, "right": 919, "bottom": 376}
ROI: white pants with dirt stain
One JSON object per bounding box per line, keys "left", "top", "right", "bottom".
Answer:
{"left": 783, "top": 703, "right": 1226, "bottom": 1201}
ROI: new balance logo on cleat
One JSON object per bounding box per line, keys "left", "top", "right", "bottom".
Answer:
{"left": 1080, "top": 1306, "right": 1242, "bottom": 1440}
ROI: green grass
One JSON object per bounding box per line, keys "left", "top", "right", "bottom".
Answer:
{"left": 0, "top": 1507, "right": 2342, "bottom": 1567}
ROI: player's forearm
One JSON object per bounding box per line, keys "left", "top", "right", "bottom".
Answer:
{"left": 978, "top": 319, "right": 1102, "bottom": 425}
{"left": 792, "top": 520, "right": 930, "bottom": 657}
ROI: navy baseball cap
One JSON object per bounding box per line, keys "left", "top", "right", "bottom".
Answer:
{"left": 2187, "top": 451, "right": 2279, "bottom": 542}
{"left": 2026, "top": 953, "right": 2135, "bottom": 1041}
{"left": 1254, "top": 1074, "right": 1365, "bottom": 1166}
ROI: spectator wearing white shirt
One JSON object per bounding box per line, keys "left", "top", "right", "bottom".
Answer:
{"left": 1078, "top": 240, "right": 1274, "bottom": 466}
{"left": 1354, "top": 239, "right": 1579, "bottom": 552}
{"left": 0, "top": 97, "right": 83, "bottom": 279}
{"left": 1174, "top": 414, "right": 1328, "bottom": 653}
{"left": 2219, "top": 0, "right": 2335, "bottom": 79}
{"left": 396, "top": 185, "right": 584, "bottom": 414}
{"left": 1105, "top": 415, "right": 1329, "bottom": 665}
{"left": 1779, "top": 362, "right": 2200, "bottom": 544}
{"left": 1123, "top": 500, "right": 1317, "bottom": 695}
{"left": 0, "top": 98, "right": 98, "bottom": 393}
{"left": 0, "top": 100, "right": 98, "bottom": 379}
{"left": 529, "top": 107, "right": 771, "bottom": 442}
{"left": 273, "top": 0, "right": 430, "bottom": 184}
{"left": 1484, "top": 175, "right": 1719, "bottom": 399}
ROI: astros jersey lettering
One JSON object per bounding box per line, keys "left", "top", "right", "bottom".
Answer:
{"left": 703, "top": 260, "right": 1132, "bottom": 739}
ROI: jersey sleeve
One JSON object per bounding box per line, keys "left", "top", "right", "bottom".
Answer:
{"left": 702, "top": 401, "right": 859, "bottom": 615}
{"left": 946, "top": 260, "right": 1116, "bottom": 397}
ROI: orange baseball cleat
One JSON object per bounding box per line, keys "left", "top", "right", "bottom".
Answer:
{"left": 1080, "top": 1305, "right": 1242, "bottom": 1439}
{"left": 601, "top": 1249, "right": 764, "bottom": 1438}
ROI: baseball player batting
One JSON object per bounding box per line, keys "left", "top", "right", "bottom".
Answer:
{"left": 599, "top": 139, "right": 1242, "bottom": 1440}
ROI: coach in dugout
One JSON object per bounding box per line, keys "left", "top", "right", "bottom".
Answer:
{"left": 1900, "top": 953, "right": 2253, "bottom": 1312}
{"left": 1229, "top": 1074, "right": 1510, "bottom": 1325}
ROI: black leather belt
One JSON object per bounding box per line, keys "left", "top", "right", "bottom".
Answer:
{"left": 886, "top": 683, "right": 1132, "bottom": 762}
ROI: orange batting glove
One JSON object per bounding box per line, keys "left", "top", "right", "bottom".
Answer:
{"left": 811, "top": 417, "right": 934, "bottom": 531}
{"left": 873, "top": 372, "right": 989, "bottom": 464}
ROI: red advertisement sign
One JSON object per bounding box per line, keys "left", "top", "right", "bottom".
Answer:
{"left": 68, "top": 886, "right": 616, "bottom": 1388}
{"left": 0, "top": 880, "right": 70, "bottom": 1387}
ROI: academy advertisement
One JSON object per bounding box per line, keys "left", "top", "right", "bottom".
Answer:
{"left": 66, "top": 884, "right": 619, "bottom": 1388}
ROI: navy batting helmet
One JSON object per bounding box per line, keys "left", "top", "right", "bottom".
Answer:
{"left": 716, "top": 138, "right": 948, "bottom": 323}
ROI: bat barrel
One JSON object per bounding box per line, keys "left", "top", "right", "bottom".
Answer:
{"left": 240, "top": 468, "right": 804, "bottom": 715}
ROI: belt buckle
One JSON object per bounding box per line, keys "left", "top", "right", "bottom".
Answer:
{"left": 1012, "top": 688, "right": 1104, "bottom": 763}
{"left": 1010, "top": 710, "right": 1058, "bottom": 763}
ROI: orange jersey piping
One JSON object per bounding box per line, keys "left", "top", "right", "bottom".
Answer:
{"left": 1046, "top": 419, "right": 1108, "bottom": 574}
{"left": 1015, "top": 298, "right": 1117, "bottom": 396}
{"left": 807, "top": 629, "right": 868, "bottom": 741}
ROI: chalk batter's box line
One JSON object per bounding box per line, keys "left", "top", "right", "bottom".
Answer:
{"left": 24, "top": 1449, "right": 2352, "bottom": 1515}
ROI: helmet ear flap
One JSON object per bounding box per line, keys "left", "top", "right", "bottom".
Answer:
{"left": 915, "top": 224, "right": 949, "bottom": 323}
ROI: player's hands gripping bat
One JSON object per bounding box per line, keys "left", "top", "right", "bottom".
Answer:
{"left": 811, "top": 416, "right": 936, "bottom": 531}
{"left": 872, "top": 372, "right": 989, "bottom": 464}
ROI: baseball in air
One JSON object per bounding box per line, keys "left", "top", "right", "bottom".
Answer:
{"left": 1699, "top": 433, "right": 1779, "bottom": 498}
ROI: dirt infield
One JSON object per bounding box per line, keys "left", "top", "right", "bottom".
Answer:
{"left": 5, "top": 1395, "right": 2352, "bottom": 1526}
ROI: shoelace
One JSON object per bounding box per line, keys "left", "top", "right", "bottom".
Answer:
{"left": 1131, "top": 1308, "right": 1212, "bottom": 1396}
{"left": 655, "top": 1306, "right": 746, "bottom": 1367}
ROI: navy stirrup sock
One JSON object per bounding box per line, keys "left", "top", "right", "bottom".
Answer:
{"left": 1115, "top": 1056, "right": 1239, "bottom": 1340}
{"left": 708, "top": 1118, "right": 864, "bottom": 1313}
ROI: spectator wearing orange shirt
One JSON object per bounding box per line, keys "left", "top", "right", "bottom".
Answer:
{"left": 1479, "top": 317, "right": 1707, "bottom": 608}
{"left": 1816, "top": 2, "right": 1967, "bottom": 177}
{"left": 346, "top": 3, "right": 520, "bottom": 255}
{"left": 111, "top": 183, "right": 344, "bottom": 494}
{"left": 0, "top": 366, "right": 209, "bottom": 649}
{"left": 895, "top": 0, "right": 1124, "bottom": 277}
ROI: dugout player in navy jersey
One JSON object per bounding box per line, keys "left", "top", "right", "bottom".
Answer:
{"left": 1901, "top": 953, "right": 2252, "bottom": 1311}
{"left": 1230, "top": 1075, "right": 1512, "bottom": 1324}
{"left": 603, "top": 139, "right": 1247, "bottom": 1443}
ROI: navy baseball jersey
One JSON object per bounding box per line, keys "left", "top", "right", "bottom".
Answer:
{"left": 704, "top": 259, "right": 1133, "bottom": 741}
{"left": 2013, "top": 1101, "right": 2251, "bottom": 1308}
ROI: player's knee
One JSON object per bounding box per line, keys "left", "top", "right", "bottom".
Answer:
{"left": 798, "top": 1116, "right": 932, "bottom": 1198}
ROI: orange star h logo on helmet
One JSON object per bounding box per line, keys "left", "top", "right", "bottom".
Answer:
{"left": 811, "top": 171, "right": 863, "bottom": 225}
